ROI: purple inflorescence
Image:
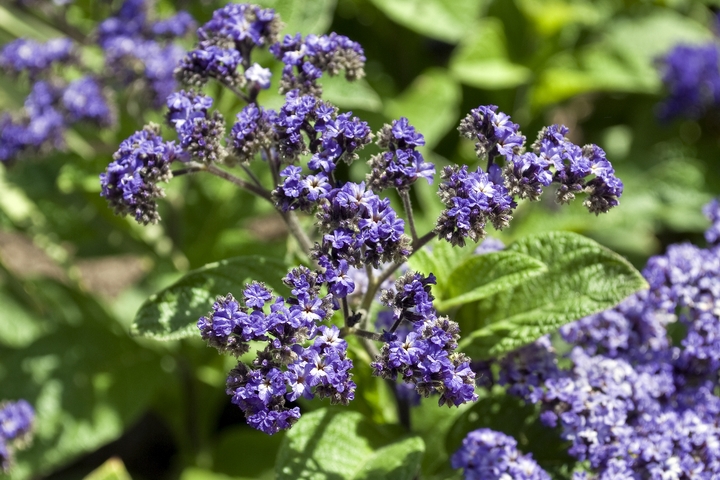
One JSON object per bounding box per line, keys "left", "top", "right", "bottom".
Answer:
{"left": 451, "top": 428, "right": 550, "bottom": 480}
{"left": 198, "top": 274, "right": 355, "bottom": 435}
{"left": 230, "top": 103, "right": 275, "bottom": 163}
{"left": 99, "top": 0, "right": 194, "bottom": 108}
{"left": 436, "top": 164, "right": 516, "bottom": 246}
{"left": 658, "top": 43, "right": 720, "bottom": 120}
{"left": 0, "top": 38, "right": 73, "bottom": 78}
{"left": 176, "top": 3, "right": 280, "bottom": 90}
{"left": 488, "top": 198, "right": 720, "bottom": 479}
{"left": 61, "top": 76, "right": 114, "bottom": 125}
{"left": 100, "top": 125, "right": 182, "bottom": 224}
{"left": 0, "top": 400, "right": 35, "bottom": 472}
{"left": 270, "top": 32, "right": 366, "bottom": 96}
{"left": 372, "top": 272, "right": 478, "bottom": 407}
{"left": 367, "top": 117, "right": 435, "bottom": 191}
{"left": 438, "top": 105, "right": 622, "bottom": 245}
{"left": 166, "top": 90, "right": 226, "bottom": 163}
{"left": 314, "top": 181, "right": 411, "bottom": 271}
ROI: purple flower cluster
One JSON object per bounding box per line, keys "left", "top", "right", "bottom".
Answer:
{"left": 100, "top": 125, "right": 182, "bottom": 224}
{"left": 0, "top": 38, "right": 73, "bottom": 78}
{"left": 367, "top": 117, "right": 435, "bottom": 191}
{"left": 270, "top": 32, "right": 366, "bottom": 96}
{"left": 489, "top": 199, "right": 720, "bottom": 479}
{"left": 438, "top": 105, "right": 622, "bottom": 245}
{"left": 166, "top": 90, "right": 226, "bottom": 163}
{"left": 197, "top": 273, "right": 355, "bottom": 434}
{"left": 270, "top": 90, "right": 372, "bottom": 167}
{"left": 372, "top": 272, "right": 477, "bottom": 406}
{"left": 534, "top": 128, "right": 623, "bottom": 213}
{"left": 436, "top": 164, "right": 516, "bottom": 246}
{"left": 0, "top": 400, "right": 34, "bottom": 472}
{"left": 98, "top": 0, "right": 193, "bottom": 108}
{"left": 0, "top": 76, "right": 112, "bottom": 163}
{"left": 658, "top": 43, "right": 720, "bottom": 120}
{"left": 314, "top": 181, "right": 411, "bottom": 271}
{"left": 230, "top": 103, "right": 275, "bottom": 163}
{"left": 451, "top": 428, "right": 550, "bottom": 480}
{"left": 176, "top": 4, "right": 280, "bottom": 91}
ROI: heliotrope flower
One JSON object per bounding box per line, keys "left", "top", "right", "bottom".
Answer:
{"left": 367, "top": 117, "right": 434, "bottom": 191}
{"left": 452, "top": 428, "right": 550, "bottom": 480}
{"left": 0, "top": 399, "right": 35, "bottom": 473}
{"left": 270, "top": 32, "right": 366, "bottom": 96}
{"left": 100, "top": 124, "right": 182, "bottom": 224}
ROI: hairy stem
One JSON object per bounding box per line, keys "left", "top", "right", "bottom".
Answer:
{"left": 281, "top": 210, "right": 314, "bottom": 258}
{"left": 360, "top": 230, "right": 437, "bottom": 313}
{"left": 204, "top": 164, "right": 273, "bottom": 202}
{"left": 399, "top": 188, "right": 418, "bottom": 243}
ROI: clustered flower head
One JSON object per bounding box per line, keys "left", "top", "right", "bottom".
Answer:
{"left": 438, "top": 106, "right": 622, "bottom": 246}
{"left": 100, "top": 124, "right": 182, "bottom": 225}
{"left": 658, "top": 43, "right": 720, "bottom": 120}
{"left": 197, "top": 274, "right": 355, "bottom": 434}
{"left": 270, "top": 32, "right": 366, "bottom": 96}
{"left": 0, "top": 75, "right": 113, "bottom": 163}
{"left": 0, "top": 0, "right": 194, "bottom": 163}
{"left": 98, "top": 0, "right": 194, "bottom": 107}
{"left": 372, "top": 272, "right": 478, "bottom": 406}
{"left": 474, "top": 198, "right": 720, "bottom": 479}
{"left": 166, "top": 90, "right": 227, "bottom": 163}
{"left": 176, "top": 3, "right": 280, "bottom": 91}
{"left": 0, "top": 38, "right": 73, "bottom": 79}
{"left": 451, "top": 428, "right": 550, "bottom": 480}
{"left": 366, "top": 117, "right": 435, "bottom": 191}
{"left": 0, "top": 400, "right": 35, "bottom": 472}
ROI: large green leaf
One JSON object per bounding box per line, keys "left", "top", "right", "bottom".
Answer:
{"left": 407, "top": 239, "right": 473, "bottom": 300}
{"left": 131, "top": 256, "right": 289, "bottom": 341}
{"left": 384, "top": 68, "right": 462, "bottom": 149}
{"left": 449, "top": 18, "right": 532, "bottom": 90}
{"left": 368, "top": 0, "right": 486, "bottom": 44}
{"left": 1, "top": 323, "right": 164, "bottom": 480}
{"left": 275, "top": 408, "right": 424, "bottom": 480}
{"left": 458, "top": 232, "right": 646, "bottom": 358}
{"left": 437, "top": 251, "right": 547, "bottom": 311}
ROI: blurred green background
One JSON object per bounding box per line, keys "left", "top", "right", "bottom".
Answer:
{"left": 1, "top": 0, "right": 719, "bottom": 479}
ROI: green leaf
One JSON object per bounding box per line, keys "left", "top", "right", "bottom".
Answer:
{"left": 257, "top": 0, "right": 337, "bottom": 36}
{"left": 83, "top": 458, "right": 133, "bottom": 480}
{"left": 449, "top": 19, "right": 532, "bottom": 89}
{"left": 212, "top": 426, "right": 283, "bottom": 478}
{"left": 131, "top": 256, "right": 289, "bottom": 341}
{"left": 275, "top": 408, "right": 424, "bottom": 480}
{"left": 458, "top": 232, "right": 647, "bottom": 358}
{"left": 407, "top": 239, "right": 473, "bottom": 300}
{"left": 322, "top": 76, "right": 383, "bottom": 113}
{"left": 1, "top": 324, "right": 164, "bottom": 480}
{"left": 368, "top": 0, "right": 486, "bottom": 43}
{"left": 531, "top": 10, "right": 711, "bottom": 108}
{"left": 384, "top": 68, "right": 461, "bottom": 149}
{"left": 437, "top": 251, "right": 547, "bottom": 311}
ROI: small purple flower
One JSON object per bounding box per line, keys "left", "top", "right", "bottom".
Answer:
{"left": 658, "top": 43, "right": 720, "bottom": 120}
{"left": 0, "top": 38, "right": 73, "bottom": 78}
{"left": 451, "top": 428, "right": 550, "bottom": 480}
{"left": 61, "top": 76, "right": 114, "bottom": 126}
{"left": 367, "top": 117, "right": 434, "bottom": 191}
{"left": 100, "top": 125, "right": 181, "bottom": 224}
{"left": 270, "top": 32, "right": 366, "bottom": 96}
{"left": 166, "top": 90, "right": 226, "bottom": 163}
